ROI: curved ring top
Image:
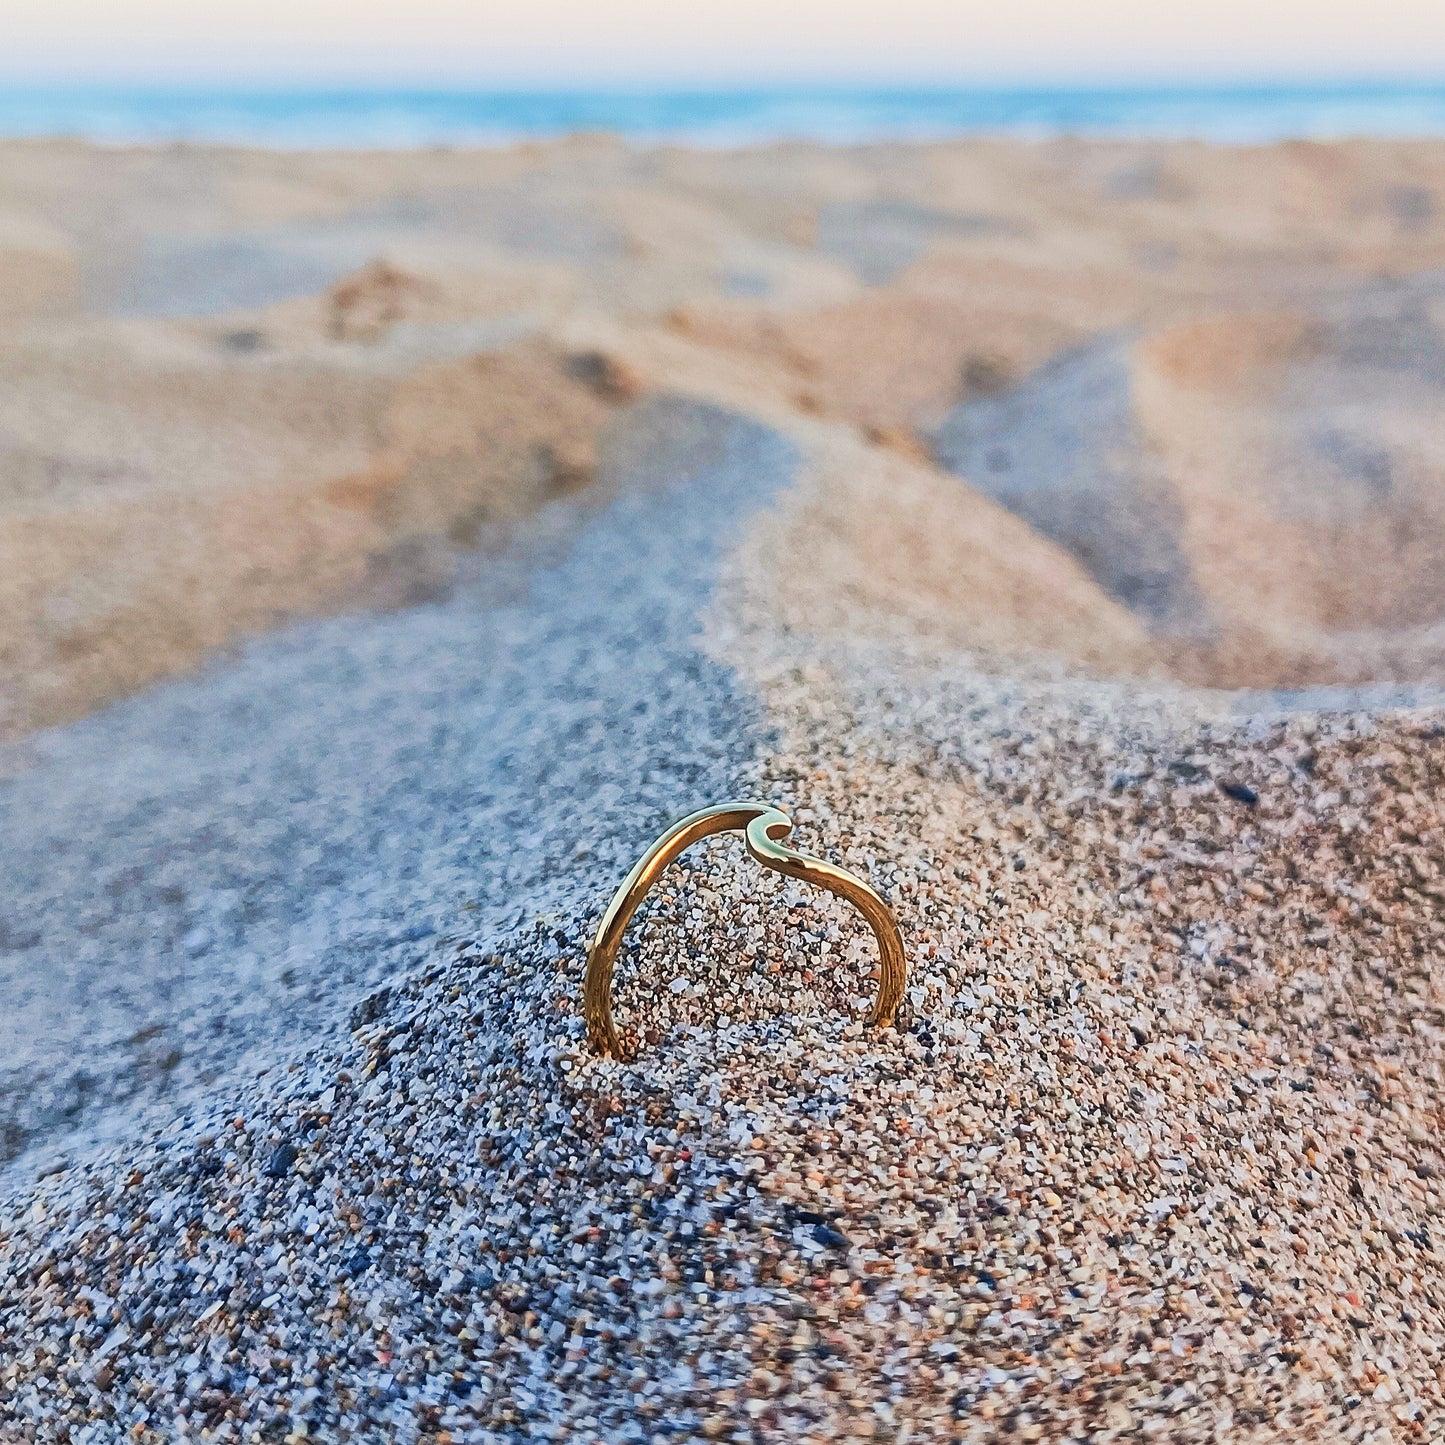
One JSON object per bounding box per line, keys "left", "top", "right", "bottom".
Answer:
{"left": 582, "top": 800, "right": 906, "bottom": 1058}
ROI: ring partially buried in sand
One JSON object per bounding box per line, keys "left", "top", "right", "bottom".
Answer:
{"left": 583, "top": 801, "right": 907, "bottom": 1058}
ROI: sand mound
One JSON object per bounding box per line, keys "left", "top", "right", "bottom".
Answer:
{"left": 6, "top": 662, "right": 1443, "bottom": 1440}
{"left": 743, "top": 431, "right": 1159, "bottom": 678}
{"left": 1138, "top": 306, "right": 1445, "bottom": 685}
{"left": 933, "top": 336, "right": 1205, "bottom": 637}
{"left": 670, "top": 292, "right": 1082, "bottom": 437}
{"left": 0, "top": 336, "right": 626, "bottom": 737}
{"left": 934, "top": 293, "right": 1445, "bottom": 691}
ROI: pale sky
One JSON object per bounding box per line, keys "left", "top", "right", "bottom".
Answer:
{"left": 6, "top": 0, "right": 1445, "bottom": 84}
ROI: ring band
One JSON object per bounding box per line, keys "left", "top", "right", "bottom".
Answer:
{"left": 583, "top": 801, "right": 907, "bottom": 1057}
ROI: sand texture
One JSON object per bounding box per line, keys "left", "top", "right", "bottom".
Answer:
{"left": 1, "top": 135, "right": 1445, "bottom": 1441}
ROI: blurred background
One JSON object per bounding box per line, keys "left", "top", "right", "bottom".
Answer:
{"left": 6, "top": 0, "right": 1445, "bottom": 143}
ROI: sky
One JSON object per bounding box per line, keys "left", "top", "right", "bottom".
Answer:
{"left": 6, "top": 0, "right": 1445, "bottom": 86}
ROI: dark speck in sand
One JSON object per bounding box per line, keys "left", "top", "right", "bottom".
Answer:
{"left": 1220, "top": 780, "right": 1260, "bottom": 806}
{"left": 264, "top": 1141, "right": 300, "bottom": 1178}
{"left": 349, "top": 989, "right": 393, "bottom": 1031}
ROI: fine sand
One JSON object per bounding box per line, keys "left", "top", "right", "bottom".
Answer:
{"left": 5, "top": 135, "right": 1445, "bottom": 736}
{"left": 2, "top": 135, "right": 1445, "bottom": 1441}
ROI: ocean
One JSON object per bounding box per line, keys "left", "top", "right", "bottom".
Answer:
{"left": 3, "top": 82, "right": 1445, "bottom": 148}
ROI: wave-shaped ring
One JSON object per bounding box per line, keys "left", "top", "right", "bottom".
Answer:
{"left": 583, "top": 801, "right": 907, "bottom": 1057}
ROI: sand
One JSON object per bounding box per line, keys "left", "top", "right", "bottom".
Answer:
{"left": 2, "top": 133, "right": 1445, "bottom": 1440}
{"left": 5, "top": 135, "right": 1445, "bottom": 734}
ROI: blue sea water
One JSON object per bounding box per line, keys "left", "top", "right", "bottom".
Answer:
{"left": 3, "top": 82, "right": 1445, "bottom": 148}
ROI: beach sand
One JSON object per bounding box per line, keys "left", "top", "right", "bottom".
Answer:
{"left": 2, "top": 135, "right": 1445, "bottom": 1440}
{"left": 6, "top": 134, "right": 1445, "bottom": 735}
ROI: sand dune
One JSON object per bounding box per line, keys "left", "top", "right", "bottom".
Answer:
{"left": 935, "top": 294, "right": 1445, "bottom": 690}
{"left": 0, "top": 328, "right": 621, "bottom": 735}
{"left": 4, "top": 134, "right": 1445, "bottom": 1441}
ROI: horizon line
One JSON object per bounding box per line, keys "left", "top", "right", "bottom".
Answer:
{"left": 6, "top": 73, "right": 1445, "bottom": 92}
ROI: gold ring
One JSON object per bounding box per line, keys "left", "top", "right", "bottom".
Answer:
{"left": 583, "top": 801, "right": 906, "bottom": 1057}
